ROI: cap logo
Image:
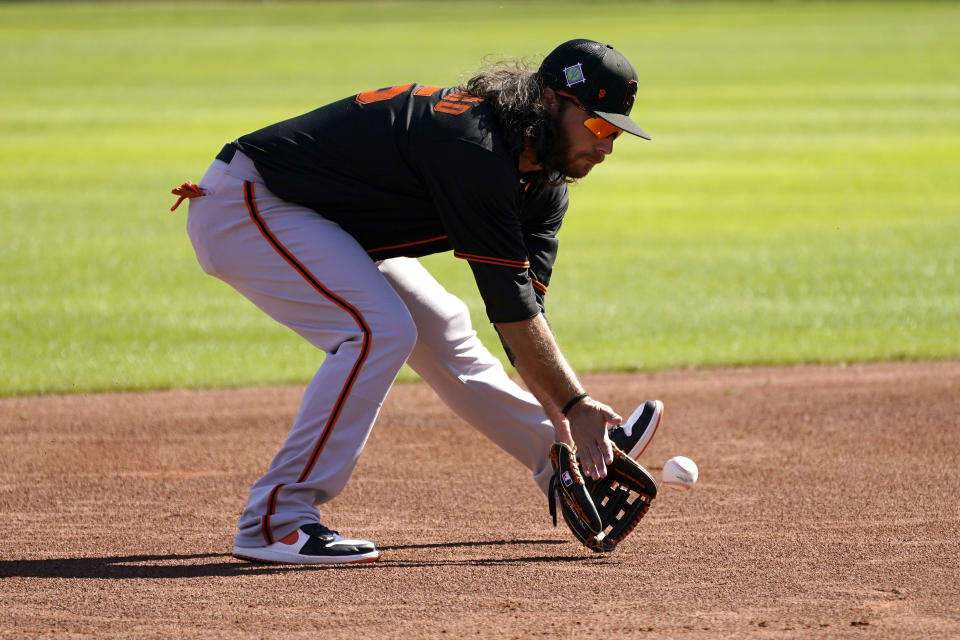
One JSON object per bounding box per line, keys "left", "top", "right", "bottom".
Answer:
{"left": 598, "top": 89, "right": 607, "bottom": 99}
{"left": 562, "top": 63, "right": 586, "bottom": 87}
{"left": 623, "top": 79, "right": 638, "bottom": 111}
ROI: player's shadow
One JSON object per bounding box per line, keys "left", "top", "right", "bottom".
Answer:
{"left": 377, "top": 538, "right": 606, "bottom": 568}
{"left": 0, "top": 540, "right": 594, "bottom": 579}
{"left": 0, "top": 553, "right": 287, "bottom": 579}
{"left": 379, "top": 538, "right": 569, "bottom": 551}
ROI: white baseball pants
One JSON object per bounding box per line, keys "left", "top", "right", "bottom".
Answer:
{"left": 186, "top": 151, "right": 554, "bottom": 548}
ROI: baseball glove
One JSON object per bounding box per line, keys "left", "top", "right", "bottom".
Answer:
{"left": 548, "top": 441, "right": 658, "bottom": 553}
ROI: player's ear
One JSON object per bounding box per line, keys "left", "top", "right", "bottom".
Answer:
{"left": 541, "top": 87, "right": 559, "bottom": 110}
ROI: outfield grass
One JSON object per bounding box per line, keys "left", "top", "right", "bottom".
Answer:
{"left": 1, "top": 1, "right": 958, "bottom": 395}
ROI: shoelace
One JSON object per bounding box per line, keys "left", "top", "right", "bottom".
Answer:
{"left": 301, "top": 523, "right": 340, "bottom": 541}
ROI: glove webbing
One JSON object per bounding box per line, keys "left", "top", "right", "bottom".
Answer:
{"left": 589, "top": 465, "right": 654, "bottom": 545}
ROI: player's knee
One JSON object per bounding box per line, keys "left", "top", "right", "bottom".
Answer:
{"left": 370, "top": 308, "right": 418, "bottom": 365}
{"left": 443, "top": 295, "right": 473, "bottom": 336}
{"left": 394, "top": 312, "right": 418, "bottom": 358}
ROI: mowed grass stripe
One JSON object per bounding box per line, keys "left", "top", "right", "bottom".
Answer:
{"left": 1, "top": 1, "right": 957, "bottom": 394}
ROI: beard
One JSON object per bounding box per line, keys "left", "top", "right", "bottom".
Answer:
{"left": 559, "top": 148, "right": 603, "bottom": 179}
{"left": 528, "top": 103, "right": 600, "bottom": 183}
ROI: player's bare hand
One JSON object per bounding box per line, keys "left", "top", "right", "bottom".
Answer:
{"left": 567, "top": 397, "right": 621, "bottom": 480}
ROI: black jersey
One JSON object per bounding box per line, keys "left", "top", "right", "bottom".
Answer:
{"left": 232, "top": 83, "right": 568, "bottom": 324}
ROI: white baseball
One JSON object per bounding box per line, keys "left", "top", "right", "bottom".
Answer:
{"left": 662, "top": 456, "right": 698, "bottom": 490}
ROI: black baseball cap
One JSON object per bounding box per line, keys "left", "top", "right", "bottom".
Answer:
{"left": 538, "top": 39, "right": 650, "bottom": 140}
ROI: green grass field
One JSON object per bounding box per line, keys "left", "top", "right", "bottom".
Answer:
{"left": 1, "top": 1, "right": 958, "bottom": 395}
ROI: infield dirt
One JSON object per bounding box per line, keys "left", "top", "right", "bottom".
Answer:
{"left": 1, "top": 361, "right": 958, "bottom": 639}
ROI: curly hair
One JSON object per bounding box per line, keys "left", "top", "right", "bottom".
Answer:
{"left": 463, "top": 60, "right": 572, "bottom": 185}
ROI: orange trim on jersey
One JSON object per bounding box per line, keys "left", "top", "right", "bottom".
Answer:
{"left": 434, "top": 90, "right": 483, "bottom": 116}
{"left": 454, "top": 251, "right": 530, "bottom": 269}
{"left": 435, "top": 102, "right": 470, "bottom": 115}
{"left": 414, "top": 85, "right": 442, "bottom": 96}
{"left": 366, "top": 234, "right": 448, "bottom": 254}
{"left": 355, "top": 84, "right": 414, "bottom": 105}
{"left": 442, "top": 91, "right": 482, "bottom": 103}
{"left": 532, "top": 279, "right": 548, "bottom": 295}
{"left": 243, "top": 181, "right": 373, "bottom": 539}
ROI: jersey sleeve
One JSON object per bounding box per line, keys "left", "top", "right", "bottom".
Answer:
{"left": 521, "top": 181, "right": 568, "bottom": 313}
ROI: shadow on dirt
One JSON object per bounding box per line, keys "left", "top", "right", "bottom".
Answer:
{"left": 0, "top": 540, "right": 598, "bottom": 579}
{"left": 0, "top": 553, "right": 286, "bottom": 579}
{"left": 379, "top": 538, "right": 569, "bottom": 551}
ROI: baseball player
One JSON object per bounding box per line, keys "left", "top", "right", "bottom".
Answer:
{"left": 172, "top": 39, "right": 664, "bottom": 564}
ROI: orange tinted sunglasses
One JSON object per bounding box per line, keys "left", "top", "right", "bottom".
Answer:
{"left": 557, "top": 92, "right": 623, "bottom": 140}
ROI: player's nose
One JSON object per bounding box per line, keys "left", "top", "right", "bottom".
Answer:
{"left": 596, "top": 136, "right": 615, "bottom": 155}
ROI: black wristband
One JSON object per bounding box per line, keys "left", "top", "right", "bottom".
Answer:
{"left": 561, "top": 392, "right": 589, "bottom": 416}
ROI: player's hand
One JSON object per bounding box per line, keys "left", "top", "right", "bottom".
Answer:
{"left": 566, "top": 397, "right": 621, "bottom": 480}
